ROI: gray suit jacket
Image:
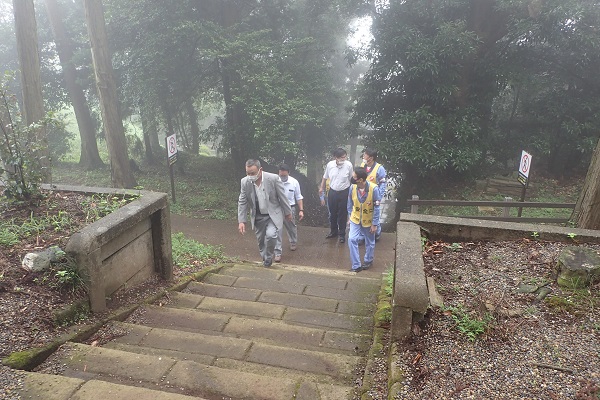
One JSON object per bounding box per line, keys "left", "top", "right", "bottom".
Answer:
{"left": 238, "top": 171, "right": 293, "bottom": 230}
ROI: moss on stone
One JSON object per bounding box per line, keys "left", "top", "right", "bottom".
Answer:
{"left": 2, "top": 344, "right": 58, "bottom": 371}
{"left": 53, "top": 299, "right": 90, "bottom": 327}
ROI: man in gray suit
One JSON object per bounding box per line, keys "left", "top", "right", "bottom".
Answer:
{"left": 238, "top": 159, "right": 293, "bottom": 267}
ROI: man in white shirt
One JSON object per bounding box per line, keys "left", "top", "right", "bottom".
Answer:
{"left": 318, "top": 148, "right": 353, "bottom": 243}
{"left": 274, "top": 164, "right": 304, "bottom": 262}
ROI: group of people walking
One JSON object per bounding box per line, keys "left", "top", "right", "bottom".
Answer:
{"left": 237, "top": 147, "right": 386, "bottom": 273}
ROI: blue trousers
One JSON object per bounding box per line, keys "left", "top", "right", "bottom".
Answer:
{"left": 348, "top": 221, "right": 376, "bottom": 270}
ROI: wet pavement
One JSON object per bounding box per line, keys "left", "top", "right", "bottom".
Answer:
{"left": 170, "top": 214, "right": 396, "bottom": 278}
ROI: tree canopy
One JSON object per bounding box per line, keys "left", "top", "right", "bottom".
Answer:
{"left": 353, "top": 0, "right": 600, "bottom": 205}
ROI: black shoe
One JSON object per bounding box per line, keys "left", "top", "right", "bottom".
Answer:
{"left": 339, "top": 237, "right": 345, "bottom": 243}
{"left": 263, "top": 259, "right": 272, "bottom": 267}
{"left": 349, "top": 266, "right": 364, "bottom": 272}
{"left": 325, "top": 232, "right": 338, "bottom": 239}
{"left": 361, "top": 261, "right": 373, "bottom": 270}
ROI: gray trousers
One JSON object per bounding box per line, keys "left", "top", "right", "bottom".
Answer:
{"left": 254, "top": 214, "right": 279, "bottom": 263}
{"left": 275, "top": 207, "right": 297, "bottom": 256}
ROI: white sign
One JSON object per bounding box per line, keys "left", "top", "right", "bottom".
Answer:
{"left": 166, "top": 134, "right": 178, "bottom": 158}
{"left": 518, "top": 150, "right": 532, "bottom": 186}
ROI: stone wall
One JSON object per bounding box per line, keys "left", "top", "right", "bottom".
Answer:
{"left": 45, "top": 184, "right": 173, "bottom": 312}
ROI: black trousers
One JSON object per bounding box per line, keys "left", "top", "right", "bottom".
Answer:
{"left": 327, "top": 187, "right": 349, "bottom": 237}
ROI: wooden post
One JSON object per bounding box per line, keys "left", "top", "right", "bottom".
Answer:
{"left": 411, "top": 195, "right": 419, "bottom": 214}
{"left": 518, "top": 180, "right": 528, "bottom": 217}
{"left": 503, "top": 197, "right": 512, "bottom": 218}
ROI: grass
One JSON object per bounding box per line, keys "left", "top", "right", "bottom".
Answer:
{"left": 52, "top": 154, "right": 239, "bottom": 221}
{"left": 416, "top": 172, "right": 582, "bottom": 224}
{"left": 545, "top": 288, "right": 599, "bottom": 318}
{"left": 444, "top": 304, "right": 494, "bottom": 342}
{"left": 171, "top": 232, "right": 228, "bottom": 272}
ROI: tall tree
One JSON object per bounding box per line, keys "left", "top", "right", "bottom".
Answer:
{"left": 83, "top": 0, "right": 135, "bottom": 188}
{"left": 572, "top": 138, "right": 600, "bottom": 229}
{"left": 44, "top": 0, "right": 103, "bottom": 170}
{"left": 354, "top": 0, "right": 600, "bottom": 213}
{"left": 12, "top": 0, "right": 50, "bottom": 181}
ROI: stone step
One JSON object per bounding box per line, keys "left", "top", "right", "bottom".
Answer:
{"left": 155, "top": 295, "right": 373, "bottom": 332}
{"left": 104, "top": 342, "right": 348, "bottom": 386}
{"left": 104, "top": 324, "right": 362, "bottom": 380}
{"left": 25, "top": 262, "right": 381, "bottom": 400}
{"left": 185, "top": 282, "right": 376, "bottom": 315}
{"left": 109, "top": 319, "right": 368, "bottom": 362}
{"left": 212, "top": 264, "right": 381, "bottom": 295}
{"left": 19, "top": 371, "right": 205, "bottom": 400}
{"left": 218, "top": 263, "right": 381, "bottom": 286}
{"left": 53, "top": 342, "right": 353, "bottom": 400}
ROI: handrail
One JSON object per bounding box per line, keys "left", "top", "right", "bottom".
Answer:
{"left": 407, "top": 195, "right": 575, "bottom": 224}
{"left": 407, "top": 200, "right": 575, "bottom": 208}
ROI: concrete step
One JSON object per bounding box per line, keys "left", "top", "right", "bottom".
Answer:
{"left": 23, "top": 262, "right": 381, "bottom": 400}
{"left": 19, "top": 371, "right": 206, "bottom": 400}
{"left": 52, "top": 342, "right": 353, "bottom": 400}
{"left": 151, "top": 295, "right": 373, "bottom": 332}
{"left": 115, "top": 309, "right": 372, "bottom": 355}
{"left": 105, "top": 342, "right": 348, "bottom": 386}
{"left": 185, "top": 282, "right": 376, "bottom": 315}
{"left": 106, "top": 329, "right": 360, "bottom": 381}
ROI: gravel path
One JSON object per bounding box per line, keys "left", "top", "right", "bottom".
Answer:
{"left": 393, "top": 240, "right": 600, "bottom": 399}
{"left": 0, "top": 366, "right": 25, "bottom": 400}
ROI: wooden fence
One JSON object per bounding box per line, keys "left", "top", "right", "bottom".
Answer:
{"left": 407, "top": 195, "right": 576, "bottom": 224}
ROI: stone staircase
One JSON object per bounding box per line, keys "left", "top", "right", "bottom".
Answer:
{"left": 19, "top": 262, "right": 382, "bottom": 400}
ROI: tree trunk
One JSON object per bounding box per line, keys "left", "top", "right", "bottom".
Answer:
{"left": 572, "top": 138, "right": 600, "bottom": 229}
{"left": 83, "top": 0, "right": 136, "bottom": 188}
{"left": 139, "top": 104, "right": 156, "bottom": 165}
{"left": 305, "top": 124, "right": 323, "bottom": 186}
{"left": 186, "top": 97, "right": 200, "bottom": 155}
{"left": 13, "top": 0, "right": 51, "bottom": 181}
{"left": 44, "top": 0, "right": 103, "bottom": 170}
{"left": 220, "top": 57, "right": 247, "bottom": 177}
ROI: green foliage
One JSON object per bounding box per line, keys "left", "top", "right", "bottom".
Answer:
{"left": 171, "top": 232, "right": 226, "bottom": 269}
{"left": 0, "top": 227, "right": 19, "bottom": 247}
{"left": 81, "top": 193, "right": 140, "bottom": 223}
{"left": 445, "top": 242, "right": 463, "bottom": 251}
{"left": 531, "top": 231, "right": 540, "bottom": 240}
{"left": 445, "top": 304, "right": 493, "bottom": 342}
{"left": 52, "top": 264, "right": 85, "bottom": 294}
{"left": 545, "top": 289, "right": 599, "bottom": 318}
{"left": 0, "top": 73, "right": 55, "bottom": 200}
{"left": 0, "top": 212, "right": 73, "bottom": 246}
{"left": 355, "top": 0, "right": 600, "bottom": 196}
{"left": 383, "top": 266, "right": 394, "bottom": 297}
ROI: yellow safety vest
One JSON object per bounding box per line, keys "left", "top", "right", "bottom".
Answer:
{"left": 350, "top": 184, "right": 374, "bottom": 227}
{"left": 360, "top": 162, "right": 381, "bottom": 185}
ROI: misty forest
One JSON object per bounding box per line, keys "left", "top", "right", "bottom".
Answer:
{"left": 2, "top": 0, "right": 600, "bottom": 228}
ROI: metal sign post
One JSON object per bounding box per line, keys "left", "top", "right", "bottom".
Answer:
{"left": 517, "top": 150, "right": 532, "bottom": 217}
{"left": 166, "top": 134, "right": 178, "bottom": 203}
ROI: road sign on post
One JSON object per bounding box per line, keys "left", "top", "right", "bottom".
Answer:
{"left": 166, "top": 134, "right": 177, "bottom": 203}
{"left": 518, "top": 150, "right": 532, "bottom": 186}
{"left": 517, "top": 150, "right": 532, "bottom": 217}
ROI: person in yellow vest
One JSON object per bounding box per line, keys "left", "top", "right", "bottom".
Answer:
{"left": 360, "top": 148, "right": 387, "bottom": 241}
{"left": 346, "top": 166, "right": 381, "bottom": 272}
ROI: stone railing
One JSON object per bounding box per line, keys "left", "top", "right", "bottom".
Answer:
{"left": 45, "top": 184, "right": 173, "bottom": 312}
{"left": 391, "top": 213, "right": 600, "bottom": 342}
